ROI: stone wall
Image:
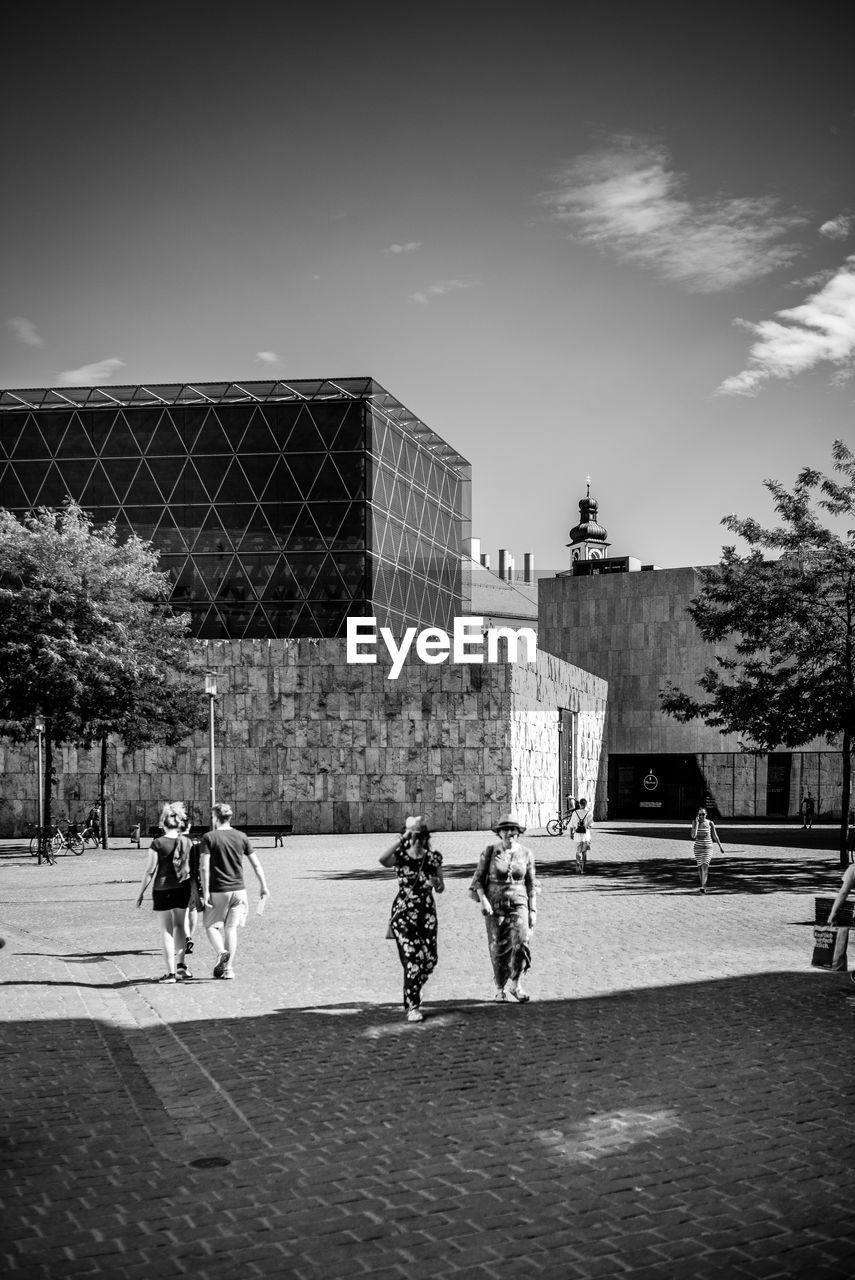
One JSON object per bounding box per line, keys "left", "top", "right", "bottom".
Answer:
{"left": 0, "top": 639, "right": 606, "bottom": 836}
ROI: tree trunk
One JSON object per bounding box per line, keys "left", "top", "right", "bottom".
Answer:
{"left": 99, "top": 734, "right": 109, "bottom": 849}
{"left": 841, "top": 730, "right": 852, "bottom": 869}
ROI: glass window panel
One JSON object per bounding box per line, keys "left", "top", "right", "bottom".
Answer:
{"left": 241, "top": 604, "right": 273, "bottom": 639}
{"left": 11, "top": 418, "right": 51, "bottom": 459}
{"left": 192, "top": 554, "right": 233, "bottom": 597}
{"left": 172, "top": 459, "right": 211, "bottom": 505}
{"left": 261, "top": 456, "right": 303, "bottom": 504}
{"left": 0, "top": 467, "right": 30, "bottom": 508}
{"left": 332, "top": 552, "right": 367, "bottom": 597}
{"left": 259, "top": 502, "right": 299, "bottom": 547}
{"left": 306, "top": 403, "right": 347, "bottom": 442}
{"left": 145, "top": 454, "right": 180, "bottom": 502}
{"left": 242, "top": 552, "right": 280, "bottom": 593}
{"left": 262, "top": 556, "right": 301, "bottom": 601}
{"left": 102, "top": 457, "right": 141, "bottom": 503}
{"left": 214, "top": 457, "right": 256, "bottom": 504}
{"left": 287, "top": 552, "right": 327, "bottom": 598}
{"left": 101, "top": 412, "right": 142, "bottom": 457}
{"left": 282, "top": 506, "right": 323, "bottom": 553}
{"left": 171, "top": 559, "right": 206, "bottom": 602}
{"left": 283, "top": 407, "right": 326, "bottom": 452}
{"left": 237, "top": 506, "right": 276, "bottom": 554}
{"left": 146, "top": 411, "right": 185, "bottom": 455}
{"left": 216, "top": 560, "right": 254, "bottom": 602}
{"left": 116, "top": 407, "right": 162, "bottom": 454}
{"left": 307, "top": 602, "right": 349, "bottom": 636}
{"left": 125, "top": 460, "right": 164, "bottom": 505}
{"left": 193, "top": 510, "right": 232, "bottom": 553}
{"left": 293, "top": 604, "right": 322, "bottom": 638}
{"left": 260, "top": 402, "right": 301, "bottom": 446}
{"left": 303, "top": 501, "right": 346, "bottom": 546}
{"left": 330, "top": 404, "right": 366, "bottom": 451}
{"left": 239, "top": 408, "right": 279, "bottom": 454}
{"left": 156, "top": 553, "right": 185, "bottom": 582}
{"left": 179, "top": 407, "right": 208, "bottom": 442}
{"left": 55, "top": 414, "right": 93, "bottom": 458}
{"left": 285, "top": 453, "right": 323, "bottom": 498}
{"left": 91, "top": 505, "right": 120, "bottom": 526}
{"left": 191, "top": 410, "right": 232, "bottom": 454}
{"left": 122, "top": 505, "right": 162, "bottom": 538}
{"left": 172, "top": 504, "right": 208, "bottom": 548}
{"left": 308, "top": 454, "right": 351, "bottom": 502}
{"left": 262, "top": 602, "right": 303, "bottom": 635}
{"left": 153, "top": 513, "right": 188, "bottom": 554}
{"left": 211, "top": 405, "right": 251, "bottom": 448}
{"left": 36, "top": 412, "right": 72, "bottom": 453}
{"left": 192, "top": 455, "right": 229, "bottom": 499}
{"left": 0, "top": 416, "right": 22, "bottom": 457}
{"left": 239, "top": 451, "right": 278, "bottom": 496}
{"left": 197, "top": 606, "right": 231, "bottom": 640}
{"left": 331, "top": 502, "right": 365, "bottom": 551}
{"left": 56, "top": 459, "right": 95, "bottom": 500}
{"left": 14, "top": 460, "right": 50, "bottom": 502}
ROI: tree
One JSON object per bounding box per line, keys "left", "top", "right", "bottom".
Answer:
{"left": 0, "top": 502, "right": 205, "bottom": 843}
{"left": 660, "top": 440, "right": 855, "bottom": 867}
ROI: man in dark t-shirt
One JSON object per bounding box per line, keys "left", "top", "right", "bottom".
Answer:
{"left": 199, "top": 803, "right": 269, "bottom": 980}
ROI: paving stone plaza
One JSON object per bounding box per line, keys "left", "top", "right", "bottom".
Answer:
{"left": 2, "top": 824, "right": 854, "bottom": 1279}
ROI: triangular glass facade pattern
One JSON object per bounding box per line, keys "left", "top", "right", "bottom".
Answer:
{"left": 0, "top": 378, "right": 472, "bottom": 638}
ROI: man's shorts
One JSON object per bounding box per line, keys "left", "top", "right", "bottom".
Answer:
{"left": 204, "top": 890, "right": 249, "bottom": 929}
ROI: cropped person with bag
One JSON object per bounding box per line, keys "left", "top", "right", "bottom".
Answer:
{"left": 825, "top": 862, "right": 855, "bottom": 981}
{"left": 469, "top": 814, "right": 538, "bottom": 1002}
{"left": 379, "top": 816, "right": 444, "bottom": 1023}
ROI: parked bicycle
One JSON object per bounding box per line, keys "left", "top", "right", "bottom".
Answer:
{"left": 28, "top": 818, "right": 84, "bottom": 858}
{"left": 546, "top": 810, "right": 577, "bottom": 837}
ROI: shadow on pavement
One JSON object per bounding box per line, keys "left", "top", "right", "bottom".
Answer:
{"left": 538, "top": 855, "right": 844, "bottom": 896}
{"left": 599, "top": 822, "right": 843, "bottom": 851}
{"left": 2, "top": 970, "right": 855, "bottom": 1278}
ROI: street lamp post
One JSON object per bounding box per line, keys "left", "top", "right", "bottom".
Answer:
{"left": 34, "top": 713, "right": 45, "bottom": 856}
{"left": 557, "top": 717, "right": 564, "bottom": 817}
{"left": 205, "top": 674, "right": 218, "bottom": 812}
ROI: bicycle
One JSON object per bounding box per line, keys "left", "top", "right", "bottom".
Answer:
{"left": 546, "top": 811, "right": 577, "bottom": 836}
{"left": 75, "top": 818, "right": 100, "bottom": 848}
{"left": 30, "top": 818, "right": 85, "bottom": 858}
{"left": 26, "top": 824, "right": 59, "bottom": 864}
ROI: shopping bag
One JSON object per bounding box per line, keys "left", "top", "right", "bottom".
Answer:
{"left": 811, "top": 925, "right": 849, "bottom": 971}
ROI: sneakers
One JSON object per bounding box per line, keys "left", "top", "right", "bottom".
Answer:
{"left": 213, "top": 950, "right": 231, "bottom": 979}
{"left": 406, "top": 1008, "right": 424, "bottom": 1022}
{"left": 508, "top": 984, "right": 530, "bottom": 1003}
{"left": 219, "top": 967, "right": 235, "bottom": 980}
{"left": 177, "top": 963, "right": 192, "bottom": 981}
{"left": 494, "top": 989, "right": 508, "bottom": 1001}
{"left": 184, "top": 938, "right": 194, "bottom": 955}
{"left": 159, "top": 973, "right": 177, "bottom": 984}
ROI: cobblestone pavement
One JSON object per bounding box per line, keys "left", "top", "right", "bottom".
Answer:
{"left": 1, "top": 823, "right": 854, "bottom": 1279}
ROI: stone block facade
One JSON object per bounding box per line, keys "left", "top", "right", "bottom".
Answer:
{"left": 0, "top": 639, "right": 606, "bottom": 836}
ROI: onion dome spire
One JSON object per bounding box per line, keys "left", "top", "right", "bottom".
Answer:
{"left": 568, "top": 475, "right": 608, "bottom": 547}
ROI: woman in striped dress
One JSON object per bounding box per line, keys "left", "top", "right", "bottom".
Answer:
{"left": 690, "top": 808, "right": 724, "bottom": 894}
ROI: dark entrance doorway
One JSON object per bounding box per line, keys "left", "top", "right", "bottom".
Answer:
{"left": 766, "top": 753, "right": 792, "bottom": 816}
{"left": 608, "top": 754, "right": 708, "bottom": 819}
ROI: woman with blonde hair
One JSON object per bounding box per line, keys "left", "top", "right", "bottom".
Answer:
{"left": 136, "top": 801, "right": 193, "bottom": 982}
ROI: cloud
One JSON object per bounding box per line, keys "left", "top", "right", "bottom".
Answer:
{"left": 819, "top": 214, "right": 852, "bottom": 241}
{"left": 408, "top": 278, "right": 478, "bottom": 306}
{"left": 384, "top": 241, "right": 422, "bottom": 256}
{"left": 717, "top": 256, "right": 855, "bottom": 395}
{"left": 254, "top": 351, "right": 281, "bottom": 365}
{"left": 541, "top": 136, "right": 805, "bottom": 291}
{"left": 8, "top": 316, "right": 43, "bottom": 347}
{"left": 57, "top": 357, "right": 125, "bottom": 386}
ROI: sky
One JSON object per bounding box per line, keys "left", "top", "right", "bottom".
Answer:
{"left": 2, "top": 2, "right": 853, "bottom": 571}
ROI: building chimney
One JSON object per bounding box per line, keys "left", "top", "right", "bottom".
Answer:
{"left": 498, "top": 549, "right": 508, "bottom": 580}
{"left": 465, "top": 536, "right": 481, "bottom": 563}
{"left": 480, "top": 553, "right": 491, "bottom": 570}
{"left": 524, "top": 552, "right": 534, "bottom": 584}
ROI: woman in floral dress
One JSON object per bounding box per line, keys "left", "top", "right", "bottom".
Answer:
{"left": 379, "top": 816, "right": 444, "bottom": 1022}
{"left": 470, "top": 814, "right": 538, "bottom": 1001}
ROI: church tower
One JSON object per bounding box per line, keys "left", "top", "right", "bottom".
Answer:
{"left": 567, "top": 476, "right": 611, "bottom": 565}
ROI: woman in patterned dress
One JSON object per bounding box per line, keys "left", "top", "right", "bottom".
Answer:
{"left": 470, "top": 814, "right": 538, "bottom": 1002}
{"left": 379, "top": 816, "right": 444, "bottom": 1022}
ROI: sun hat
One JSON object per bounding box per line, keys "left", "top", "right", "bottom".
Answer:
{"left": 404, "top": 815, "right": 428, "bottom": 834}
{"left": 492, "top": 814, "right": 526, "bottom": 835}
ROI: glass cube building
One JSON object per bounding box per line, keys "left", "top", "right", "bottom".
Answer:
{"left": 0, "top": 378, "right": 471, "bottom": 638}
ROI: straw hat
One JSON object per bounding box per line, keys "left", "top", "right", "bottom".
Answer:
{"left": 492, "top": 813, "right": 526, "bottom": 835}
